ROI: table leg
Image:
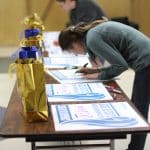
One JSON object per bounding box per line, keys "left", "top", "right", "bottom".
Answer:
{"left": 110, "top": 140, "right": 115, "bottom": 150}
{"left": 31, "top": 142, "right": 36, "bottom": 150}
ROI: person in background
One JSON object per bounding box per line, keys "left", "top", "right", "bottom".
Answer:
{"left": 56, "top": 0, "right": 106, "bottom": 26}
{"left": 58, "top": 18, "right": 150, "bottom": 150}
{"left": 56, "top": 0, "right": 106, "bottom": 65}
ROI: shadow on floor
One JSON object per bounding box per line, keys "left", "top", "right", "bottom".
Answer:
{"left": 0, "top": 57, "right": 14, "bottom": 73}
{"left": 0, "top": 106, "right": 6, "bottom": 141}
{"left": 0, "top": 106, "right": 6, "bottom": 125}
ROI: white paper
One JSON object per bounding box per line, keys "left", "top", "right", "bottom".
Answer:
{"left": 43, "top": 56, "right": 91, "bottom": 69}
{"left": 43, "top": 31, "right": 77, "bottom": 56}
{"left": 46, "top": 69, "right": 102, "bottom": 83}
{"left": 51, "top": 102, "right": 149, "bottom": 131}
{"left": 46, "top": 82, "right": 113, "bottom": 102}
{"left": 43, "top": 31, "right": 62, "bottom": 55}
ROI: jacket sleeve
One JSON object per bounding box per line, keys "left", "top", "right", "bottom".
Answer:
{"left": 87, "top": 33, "right": 129, "bottom": 80}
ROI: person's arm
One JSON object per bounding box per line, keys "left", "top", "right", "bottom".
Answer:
{"left": 87, "top": 33, "right": 129, "bottom": 80}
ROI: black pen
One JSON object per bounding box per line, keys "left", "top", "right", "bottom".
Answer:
{"left": 75, "top": 63, "right": 88, "bottom": 73}
{"left": 83, "top": 63, "right": 88, "bottom": 68}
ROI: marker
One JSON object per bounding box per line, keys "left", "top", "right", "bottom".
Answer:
{"left": 105, "top": 85, "right": 122, "bottom": 94}
{"left": 64, "top": 66, "right": 78, "bottom": 69}
{"left": 83, "top": 63, "right": 88, "bottom": 68}
{"left": 75, "top": 63, "right": 88, "bottom": 73}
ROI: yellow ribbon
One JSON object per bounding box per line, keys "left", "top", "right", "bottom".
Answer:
{"left": 23, "top": 13, "right": 45, "bottom": 31}
{"left": 20, "top": 35, "right": 43, "bottom": 47}
{"left": 8, "top": 63, "right": 16, "bottom": 78}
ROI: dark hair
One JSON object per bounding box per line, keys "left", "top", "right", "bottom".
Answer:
{"left": 58, "top": 17, "right": 108, "bottom": 51}
{"left": 59, "top": 27, "right": 85, "bottom": 50}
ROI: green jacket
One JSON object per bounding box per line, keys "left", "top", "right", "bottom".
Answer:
{"left": 86, "top": 21, "right": 150, "bottom": 80}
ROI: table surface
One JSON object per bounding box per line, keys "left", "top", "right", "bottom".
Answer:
{"left": 0, "top": 79, "right": 150, "bottom": 141}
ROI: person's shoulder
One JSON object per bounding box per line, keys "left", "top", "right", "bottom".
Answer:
{"left": 86, "top": 22, "right": 110, "bottom": 38}
{"left": 77, "top": 0, "right": 96, "bottom": 7}
{"left": 86, "top": 25, "right": 102, "bottom": 40}
{"left": 77, "top": 0, "right": 105, "bottom": 16}
{"left": 77, "top": 0, "right": 91, "bottom": 3}
{"left": 83, "top": 0, "right": 101, "bottom": 6}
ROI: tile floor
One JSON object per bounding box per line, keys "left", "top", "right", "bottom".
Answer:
{"left": 0, "top": 47, "right": 150, "bottom": 150}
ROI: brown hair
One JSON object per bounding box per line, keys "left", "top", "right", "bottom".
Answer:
{"left": 58, "top": 17, "right": 108, "bottom": 50}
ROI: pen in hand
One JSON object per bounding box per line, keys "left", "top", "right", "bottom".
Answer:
{"left": 75, "top": 63, "right": 88, "bottom": 73}
{"left": 83, "top": 63, "right": 88, "bottom": 68}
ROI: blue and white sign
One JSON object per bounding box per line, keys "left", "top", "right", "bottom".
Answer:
{"left": 51, "top": 102, "right": 149, "bottom": 131}
{"left": 46, "top": 82, "right": 113, "bottom": 103}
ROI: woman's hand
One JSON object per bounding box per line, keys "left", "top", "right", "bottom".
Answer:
{"left": 76, "top": 67, "right": 99, "bottom": 74}
{"left": 83, "top": 73, "right": 99, "bottom": 79}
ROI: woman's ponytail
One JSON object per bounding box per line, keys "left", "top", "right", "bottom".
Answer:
{"left": 59, "top": 17, "right": 108, "bottom": 50}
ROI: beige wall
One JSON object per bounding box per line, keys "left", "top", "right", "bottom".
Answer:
{"left": 0, "top": 0, "right": 150, "bottom": 45}
{"left": 98, "top": 0, "right": 150, "bottom": 36}
{"left": 98, "top": 0, "right": 131, "bottom": 17}
{"left": 0, "top": 0, "right": 68, "bottom": 45}
{"left": 130, "top": 0, "right": 150, "bottom": 35}
{"left": 0, "top": 0, "right": 26, "bottom": 45}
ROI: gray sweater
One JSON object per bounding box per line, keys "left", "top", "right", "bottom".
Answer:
{"left": 86, "top": 21, "right": 150, "bottom": 80}
{"left": 70, "top": 0, "right": 105, "bottom": 25}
